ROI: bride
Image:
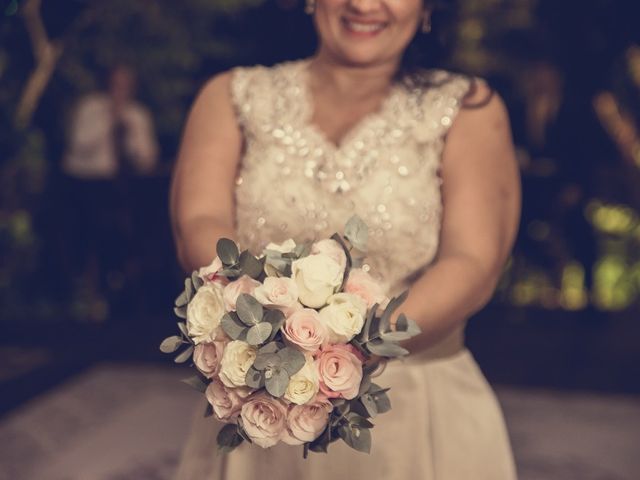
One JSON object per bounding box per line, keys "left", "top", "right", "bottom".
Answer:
{"left": 169, "top": 0, "right": 521, "bottom": 478}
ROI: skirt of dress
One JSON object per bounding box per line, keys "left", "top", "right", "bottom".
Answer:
{"left": 173, "top": 349, "right": 517, "bottom": 480}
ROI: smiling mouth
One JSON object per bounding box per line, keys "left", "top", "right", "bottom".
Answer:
{"left": 342, "top": 18, "right": 388, "bottom": 35}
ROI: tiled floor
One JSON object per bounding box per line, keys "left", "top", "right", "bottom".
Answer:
{"left": 0, "top": 364, "right": 638, "bottom": 480}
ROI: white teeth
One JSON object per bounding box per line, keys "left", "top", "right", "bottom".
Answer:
{"left": 345, "top": 21, "right": 384, "bottom": 33}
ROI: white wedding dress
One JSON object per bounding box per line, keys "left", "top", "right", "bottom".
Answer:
{"left": 174, "top": 58, "right": 517, "bottom": 479}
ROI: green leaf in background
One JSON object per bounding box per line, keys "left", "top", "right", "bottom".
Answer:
{"left": 217, "top": 238, "right": 240, "bottom": 266}
{"left": 236, "top": 294, "right": 263, "bottom": 326}
{"left": 344, "top": 214, "right": 369, "bottom": 252}
{"left": 357, "top": 373, "right": 372, "bottom": 397}
{"left": 372, "top": 390, "right": 391, "bottom": 414}
{"left": 359, "top": 393, "right": 379, "bottom": 417}
{"left": 253, "top": 352, "right": 281, "bottom": 371}
{"left": 159, "top": 335, "right": 184, "bottom": 353}
{"left": 338, "top": 422, "right": 371, "bottom": 454}
{"left": 177, "top": 321, "right": 190, "bottom": 339}
{"left": 278, "top": 346, "right": 306, "bottom": 376}
{"left": 265, "top": 367, "right": 289, "bottom": 397}
{"left": 238, "top": 250, "right": 263, "bottom": 279}
{"left": 181, "top": 374, "right": 208, "bottom": 393}
{"left": 221, "top": 312, "right": 248, "bottom": 341}
{"left": 174, "top": 345, "right": 194, "bottom": 364}
{"left": 246, "top": 322, "right": 272, "bottom": 345}
{"left": 263, "top": 309, "right": 285, "bottom": 340}
{"left": 396, "top": 314, "right": 421, "bottom": 337}
{"left": 257, "top": 341, "right": 279, "bottom": 355}
{"left": 217, "top": 423, "right": 244, "bottom": 454}
{"left": 345, "top": 412, "right": 375, "bottom": 429}
{"left": 379, "top": 290, "right": 409, "bottom": 334}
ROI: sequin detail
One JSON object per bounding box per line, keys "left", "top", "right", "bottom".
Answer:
{"left": 230, "top": 59, "right": 471, "bottom": 295}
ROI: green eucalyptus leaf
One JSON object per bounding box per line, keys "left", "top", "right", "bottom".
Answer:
{"left": 308, "top": 425, "right": 331, "bottom": 453}
{"left": 204, "top": 403, "right": 214, "bottom": 418}
{"left": 236, "top": 294, "right": 264, "bottom": 326}
{"left": 349, "top": 399, "right": 371, "bottom": 419}
{"left": 379, "top": 330, "right": 414, "bottom": 342}
{"left": 216, "top": 423, "right": 244, "bottom": 453}
{"left": 359, "top": 303, "right": 378, "bottom": 342}
{"left": 344, "top": 214, "right": 369, "bottom": 252}
{"left": 184, "top": 277, "right": 195, "bottom": 302}
{"left": 246, "top": 322, "right": 273, "bottom": 346}
{"left": 253, "top": 352, "right": 281, "bottom": 370}
{"left": 221, "top": 312, "right": 248, "bottom": 341}
{"left": 345, "top": 412, "right": 375, "bottom": 429}
{"left": 181, "top": 375, "right": 208, "bottom": 393}
{"left": 258, "top": 341, "right": 280, "bottom": 355}
{"left": 160, "top": 335, "right": 184, "bottom": 353}
{"left": 174, "top": 305, "right": 187, "bottom": 319}
{"left": 174, "top": 345, "right": 194, "bottom": 364}
{"left": 263, "top": 309, "right": 285, "bottom": 329}
{"left": 245, "top": 366, "right": 265, "bottom": 389}
{"left": 379, "top": 291, "right": 409, "bottom": 334}
{"left": 191, "top": 270, "right": 204, "bottom": 290}
{"left": 341, "top": 423, "right": 371, "bottom": 453}
{"left": 330, "top": 233, "right": 353, "bottom": 291}
{"left": 372, "top": 390, "right": 391, "bottom": 414}
{"left": 177, "top": 322, "right": 190, "bottom": 339}
{"left": 217, "top": 238, "right": 240, "bottom": 266}
{"left": 265, "top": 367, "right": 289, "bottom": 397}
{"left": 237, "top": 418, "right": 253, "bottom": 443}
{"left": 175, "top": 290, "right": 189, "bottom": 308}
{"left": 218, "top": 267, "right": 242, "bottom": 278}
{"left": 239, "top": 250, "right": 264, "bottom": 279}
{"left": 367, "top": 383, "right": 390, "bottom": 395}
{"left": 366, "top": 339, "right": 409, "bottom": 358}
{"left": 278, "top": 346, "right": 306, "bottom": 376}
{"left": 360, "top": 393, "right": 379, "bottom": 417}
{"left": 357, "top": 373, "right": 372, "bottom": 397}
{"left": 397, "top": 314, "right": 422, "bottom": 337}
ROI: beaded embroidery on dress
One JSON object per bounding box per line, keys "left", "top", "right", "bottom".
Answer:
{"left": 174, "top": 59, "right": 517, "bottom": 480}
{"left": 231, "top": 58, "right": 470, "bottom": 296}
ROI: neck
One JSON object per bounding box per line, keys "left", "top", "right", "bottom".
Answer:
{"left": 309, "top": 48, "right": 401, "bottom": 99}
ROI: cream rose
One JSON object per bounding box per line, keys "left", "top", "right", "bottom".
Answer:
{"left": 311, "top": 239, "right": 347, "bottom": 272}
{"left": 205, "top": 381, "right": 251, "bottom": 422}
{"left": 318, "top": 293, "right": 367, "bottom": 343}
{"left": 222, "top": 275, "right": 261, "bottom": 311}
{"left": 291, "top": 253, "right": 344, "bottom": 308}
{"left": 218, "top": 340, "right": 257, "bottom": 388}
{"left": 186, "top": 283, "right": 226, "bottom": 344}
{"left": 193, "top": 341, "right": 225, "bottom": 378}
{"left": 284, "top": 357, "right": 320, "bottom": 405}
{"left": 282, "top": 308, "right": 328, "bottom": 353}
{"left": 344, "top": 268, "right": 389, "bottom": 309}
{"left": 282, "top": 395, "right": 333, "bottom": 445}
{"left": 253, "top": 277, "right": 300, "bottom": 314}
{"left": 240, "top": 393, "right": 288, "bottom": 448}
{"left": 317, "top": 344, "right": 363, "bottom": 400}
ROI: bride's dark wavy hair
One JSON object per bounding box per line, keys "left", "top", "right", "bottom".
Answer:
{"left": 396, "top": 0, "right": 493, "bottom": 109}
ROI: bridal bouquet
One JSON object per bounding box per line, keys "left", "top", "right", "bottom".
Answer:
{"left": 160, "top": 216, "right": 421, "bottom": 456}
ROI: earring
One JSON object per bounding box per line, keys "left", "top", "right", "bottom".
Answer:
{"left": 305, "top": 0, "right": 316, "bottom": 15}
{"left": 421, "top": 13, "right": 431, "bottom": 33}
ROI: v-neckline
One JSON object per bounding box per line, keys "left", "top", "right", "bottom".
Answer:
{"left": 296, "top": 58, "right": 399, "bottom": 153}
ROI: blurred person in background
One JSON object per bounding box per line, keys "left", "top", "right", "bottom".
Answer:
{"left": 61, "top": 64, "right": 159, "bottom": 320}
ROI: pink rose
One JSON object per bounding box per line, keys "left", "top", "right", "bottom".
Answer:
{"left": 282, "top": 309, "right": 328, "bottom": 353}
{"left": 240, "top": 393, "right": 288, "bottom": 448}
{"left": 253, "top": 277, "right": 301, "bottom": 316}
{"left": 344, "top": 268, "right": 389, "bottom": 309}
{"left": 311, "top": 239, "right": 347, "bottom": 272}
{"left": 193, "top": 341, "right": 225, "bottom": 378}
{"left": 223, "top": 275, "right": 261, "bottom": 311}
{"left": 198, "top": 257, "right": 228, "bottom": 285}
{"left": 281, "top": 395, "right": 333, "bottom": 445}
{"left": 316, "top": 344, "right": 363, "bottom": 400}
{"left": 205, "top": 381, "right": 251, "bottom": 423}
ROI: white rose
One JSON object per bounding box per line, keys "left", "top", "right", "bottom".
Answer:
{"left": 311, "top": 239, "right": 347, "bottom": 272}
{"left": 318, "top": 293, "right": 367, "bottom": 343}
{"left": 186, "top": 283, "right": 226, "bottom": 344}
{"left": 218, "top": 340, "right": 257, "bottom": 388}
{"left": 253, "top": 277, "right": 300, "bottom": 314}
{"left": 284, "top": 357, "right": 320, "bottom": 405}
{"left": 291, "top": 254, "right": 344, "bottom": 309}
{"left": 264, "top": 238, "right": 297, "bottom": 254}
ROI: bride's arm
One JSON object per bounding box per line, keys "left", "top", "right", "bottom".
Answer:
{"left": 170, "top": 72, "right": 242, "bottom": 274}
{"left": 399, "top": 82, "right": 521, "bottom": 354}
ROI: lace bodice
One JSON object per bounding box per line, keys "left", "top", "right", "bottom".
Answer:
{"left": 230, "top": 59, "right": 470, "bottom": 296}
